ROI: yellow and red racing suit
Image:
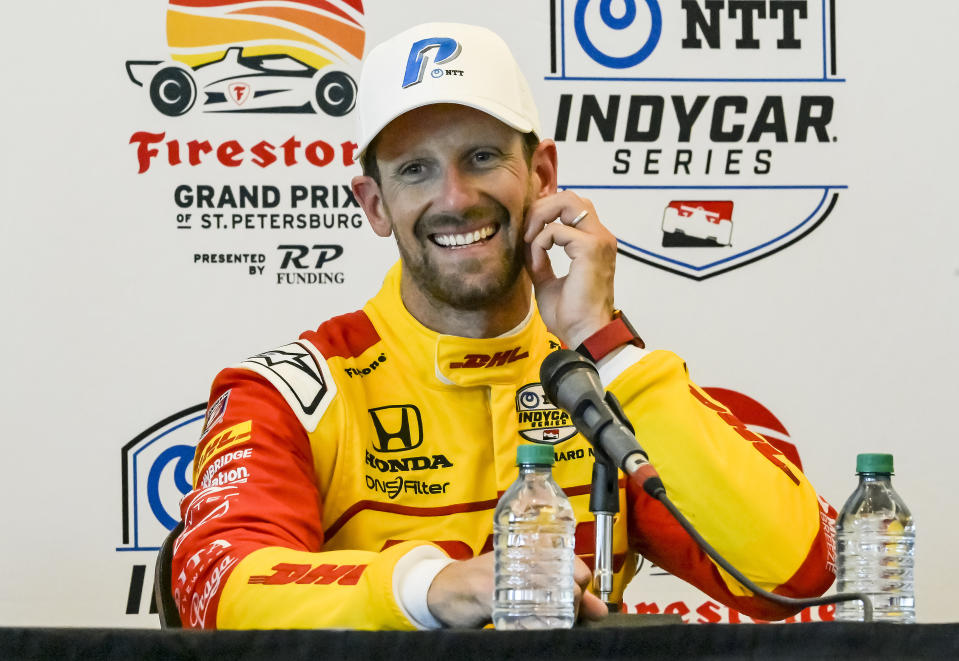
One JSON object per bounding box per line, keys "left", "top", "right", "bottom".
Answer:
{"left": 173, "top": 263, "right": 836, "bottom": 629}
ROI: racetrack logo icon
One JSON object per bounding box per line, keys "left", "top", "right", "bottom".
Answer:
{"left": 125, "top": 0, "right": 365, "bottom": 116}
{"left": 368, "top": 405, "right": 423, "bottom": 452}
{"left": 402, "top": 37, "right": 462, "bottom": 88}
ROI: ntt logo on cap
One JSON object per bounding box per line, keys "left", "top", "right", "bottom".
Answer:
{"left": 402, "top": 37, "right": 462, "bottom": 88}
{"left": 355, "top": 22, "right": 541, "bottom": 157}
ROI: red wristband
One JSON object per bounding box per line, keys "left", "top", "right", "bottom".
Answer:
{"left": 575, "top": 310, "right": 645, "bottom": 363}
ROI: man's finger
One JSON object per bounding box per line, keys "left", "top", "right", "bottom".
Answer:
{"left": 573, "top": 556, "right": 593, "bottom": 590}
{"left": 524, "top": 233, "right": 555, "bottom": 288}
{"left": 524, "top": 193, "right": 594, "bottom": 242}
{"left": 580, "top": 591, "right": 611, "bottom": 622}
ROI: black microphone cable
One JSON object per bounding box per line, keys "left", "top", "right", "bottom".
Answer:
{"left": 541, "top": 349, "right": 874, "bottom": 622}
{"left": 635, "top": 469, "right": 873, "bottom": 622}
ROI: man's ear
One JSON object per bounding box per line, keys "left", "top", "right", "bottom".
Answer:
{"left": 530, "top": 138, "right": 558, "bottom": 198}
{"left": 351, "top": 175, "right": 392, "bottom": 237}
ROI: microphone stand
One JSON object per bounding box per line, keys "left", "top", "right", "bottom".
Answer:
{"left": 589, "top": 446, "right": 617, "bottom": 609}
{"left": 588, "top": 391, "right": 633, "bottom": 611}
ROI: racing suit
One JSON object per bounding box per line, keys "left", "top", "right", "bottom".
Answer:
{"left": 173, "top": 262, "right": 836, "bottom": 629}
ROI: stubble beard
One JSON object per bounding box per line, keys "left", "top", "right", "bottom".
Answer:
{"left": 395, "top": 196, "right": 530, "bottom": 312}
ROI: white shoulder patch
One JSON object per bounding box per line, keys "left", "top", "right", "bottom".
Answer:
{"left": 234, "top": 339, "right": 337, "bottom": 432}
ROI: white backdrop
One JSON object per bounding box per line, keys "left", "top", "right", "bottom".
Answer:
{"left": 1, "top": 0, "right": 957, "bottom": 626}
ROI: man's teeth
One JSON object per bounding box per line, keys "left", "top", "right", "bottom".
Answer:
{"left": 433, "top": 224, "right": 495, "bottom": 247}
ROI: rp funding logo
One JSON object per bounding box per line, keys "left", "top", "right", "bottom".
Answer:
{"left": 125, "top": 0, "right": 365, "bottom": 116}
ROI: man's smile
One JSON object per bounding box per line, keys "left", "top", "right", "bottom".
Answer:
{"left": 429, "top": 223, "right": 500, "bottom": 248}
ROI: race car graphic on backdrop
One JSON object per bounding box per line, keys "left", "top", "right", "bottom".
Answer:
{"left": 125, "top": 0, "right": 364, "bottom": 116}
{"left": 661, "top": 201, "right": 734, "bottom": 247}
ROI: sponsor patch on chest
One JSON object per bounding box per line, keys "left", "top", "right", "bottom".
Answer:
{"left": 515, "top": 382, "right": 577, "bottom": 445}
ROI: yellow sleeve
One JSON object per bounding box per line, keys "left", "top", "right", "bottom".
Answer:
{"left": 608, "top": 348, "right": 835, "bottom": 618}
{"left": 215, "top": 541, "right": 437, "bottom": 630}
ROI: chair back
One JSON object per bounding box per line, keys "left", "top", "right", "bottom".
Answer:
{"left": 154, "top": 520, "right": 184, "bottom": 628}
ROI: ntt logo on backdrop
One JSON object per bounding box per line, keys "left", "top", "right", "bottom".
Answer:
{"left": 574, "top": 0, "right": 663, "bottom": 68}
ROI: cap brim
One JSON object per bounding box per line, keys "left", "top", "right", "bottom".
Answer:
{"left": 356, "top": 96, "right": 538, "bottom": 158}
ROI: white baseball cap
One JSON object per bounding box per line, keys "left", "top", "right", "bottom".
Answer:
{"left": 355, "top": 22, "right": 542, "bottom": 157}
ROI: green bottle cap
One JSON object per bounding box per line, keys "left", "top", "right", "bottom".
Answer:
{"left": 516, "top": 444, "right": 555, "bottom": 466}
{"left": 856, "top": 453, "right": 894, "bottom": 474}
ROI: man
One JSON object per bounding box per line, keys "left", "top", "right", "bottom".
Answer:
{"left": 172, "top": 23, "right": 836, "bottom": 630}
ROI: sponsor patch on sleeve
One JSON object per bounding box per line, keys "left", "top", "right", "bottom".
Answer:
{"left": 235, "top": 339, "right": 336, "bottom": 432}
{"left": 199, "top": 389, "right": 231, "bottom": 439}
{"left": 195, "top": 420, "right": 253, "bottom": 478}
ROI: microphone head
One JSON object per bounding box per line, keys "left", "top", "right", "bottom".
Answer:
{"left": 539, "top": 349, "right": 598, "bottom": 408}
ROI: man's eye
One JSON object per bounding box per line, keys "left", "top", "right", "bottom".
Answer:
{"left": 400, "top": 163, "right": 423, "bottom": 177}
{"left": 472, "top": 150, "right": 497, "bottom": 164}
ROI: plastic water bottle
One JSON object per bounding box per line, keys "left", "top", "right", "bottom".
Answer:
{"left": 835, "top": 453, "right": 915, "bottom": 622}
{"left": 492, "top": 444, "right": 576, "bottom": 630}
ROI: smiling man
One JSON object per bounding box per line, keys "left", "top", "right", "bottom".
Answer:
{"left": 172, "top": 23, "right": 837, "bottom": 630}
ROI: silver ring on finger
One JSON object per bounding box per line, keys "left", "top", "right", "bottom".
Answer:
{"left": 569, "top": 210, "right": 589, "bottom": 227}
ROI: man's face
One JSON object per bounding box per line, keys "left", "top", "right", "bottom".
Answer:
{"left": 364, "top": 104, "right": 537, "bottom": 310}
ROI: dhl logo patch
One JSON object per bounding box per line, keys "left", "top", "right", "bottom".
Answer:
{"left": 248, "top": 562, "right": 367, "bottom": 586}
{"left": 193, "top": 420, "right": 253, "bottom": 480}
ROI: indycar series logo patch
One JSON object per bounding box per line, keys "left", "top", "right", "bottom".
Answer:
{"left": 515, "top": 383, "right": 577, "bottom": 445}
{"left": 545, "top": 0, "right": 845, "bottom": 279}
{"left": 125, "top": 0, "right": 365, "bottom": 116}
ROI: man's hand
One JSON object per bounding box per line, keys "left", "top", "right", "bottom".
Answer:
{"left": 523, "top": 190, "right": 618, "bottom": 348}
{"left": 425, "top": 551, "right": 609, "bottom": 628}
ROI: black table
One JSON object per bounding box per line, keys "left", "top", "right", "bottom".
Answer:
{"left": 3, "top": 623, "right": 958, "bottom": 660}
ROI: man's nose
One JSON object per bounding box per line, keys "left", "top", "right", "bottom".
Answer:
{"left": 435, "top": 165, "right": 481, "bottom": 213}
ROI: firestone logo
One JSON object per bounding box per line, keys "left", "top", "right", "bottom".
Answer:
{"left": 126, "top": 1, "right": 366, "bottom": 173}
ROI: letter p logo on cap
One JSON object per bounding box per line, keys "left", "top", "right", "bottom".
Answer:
{"left": 402, "top": 37, "right": 461, "bottom": 88}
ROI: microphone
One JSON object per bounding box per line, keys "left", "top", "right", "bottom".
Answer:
{"left": 540, "top": 349, "right": 664, "bottom": 497}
